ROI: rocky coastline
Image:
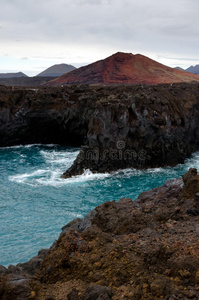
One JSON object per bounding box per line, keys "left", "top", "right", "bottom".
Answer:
{"left": 2, "top": 83, "right": 199, "bottom": 298}
{"left": 62, "top": 82, "right": 199, "bottom": 177}
{"left": 1, "top": 83, "right": 199, "bottom": 177}
{"left": 1, "top": 168, "right": 199, "bottom": 299}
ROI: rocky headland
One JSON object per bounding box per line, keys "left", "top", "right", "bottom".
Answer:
{"left": 1, "top": 82, "right": 199, "bottom": 299}
{"left": 1, "top": 83, "right": 199, "bottom": 177}
{"left": 62, "top": 82, "right": 199, "bottom": 177}
{"left": 1, "top": 168, "right": 199, "bottom": 299}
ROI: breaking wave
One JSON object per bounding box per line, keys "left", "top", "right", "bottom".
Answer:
{"left": 1, "top": 144, "right": 199, "bottom": 267}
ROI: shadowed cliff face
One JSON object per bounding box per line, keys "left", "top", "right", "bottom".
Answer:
{"left": 0, "top": 85, "right": 96, "bottom": 147}
{"left": 1, "top": 83, "right": 199, "bottom": 176}
{"left": 62, "top": 82, "right": 199, "bottom": 177}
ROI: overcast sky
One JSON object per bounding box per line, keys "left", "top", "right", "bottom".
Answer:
{"left": 0, "top": 0, "right": 199, "bottom": 76}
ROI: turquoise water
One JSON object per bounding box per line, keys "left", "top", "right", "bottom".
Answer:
{"left": 0, "top": 144, "right": 199, "bottom": 267}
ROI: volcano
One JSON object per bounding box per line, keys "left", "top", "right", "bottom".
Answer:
{"left": 36, "top": 63, "right": 76, "bottom": 77}
{"left": 48, "top": 52, "right": 199, "bottom": 86}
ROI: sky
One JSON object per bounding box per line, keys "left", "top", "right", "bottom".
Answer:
{"left": 0, "top": 0, "right": 199, "bottom": 76}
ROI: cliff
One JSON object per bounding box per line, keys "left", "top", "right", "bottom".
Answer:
{"left": 0, "top": 85, "right": 96, "bottom": 147}
{"left": 1, "top": 83, "right": 199, "bottom": 175}
{"left": 62, "top": 82, "right": 199, "bottom": 177}
{"left": 1, "top": 168, "right": 199, "bottom": 299}
{"left": 48, "top": 52, "right": 199, "bottom": 86}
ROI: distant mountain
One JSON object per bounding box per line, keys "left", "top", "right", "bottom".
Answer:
{"left": 0, "top": 72, "right": 28, "bottom": 78}
{"left": 175, "top": 67, "right": 184, "bottom": 71}
{"left": 47, "top": 52, "right": 199, "bottom": 86}
{"left": 186, "top": 65, "right": 199, "bottom": 75}
{"left": 36, "top": 63, "right": 76, "bottom": 77}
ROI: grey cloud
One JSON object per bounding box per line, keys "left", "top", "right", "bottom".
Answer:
{"left": 31, "top": 56, "right": 66, "bottom": 60}
{"left": 75, "top": 0, "right": 112, "bottom": 5}
{"left": 1, "top": 0, "right": 199, "bottom": 69}
{"left": 158, "top": 56, "right": 199, "bottom": 62}
{"left": 0, "top": 0, "right": 197, "bottom": 42}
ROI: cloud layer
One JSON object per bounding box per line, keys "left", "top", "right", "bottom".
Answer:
{"left": 1, "top": 0, "right": 199, "bottom": 75}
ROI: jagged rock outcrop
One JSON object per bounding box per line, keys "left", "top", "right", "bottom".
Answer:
{"left": 1, "top": 169, "right": 199, "bottom": 299}
{"left": 0, "top": 85, "right": 96, "bottom": 146}
{"left": 48, "top": 52, "right": 199, "bottom": 86}
{"left": 1, "top": 83, "right": 199, "bottom": 176}
{"left": 62, "top": 82, "right": 199, "bottom": 177}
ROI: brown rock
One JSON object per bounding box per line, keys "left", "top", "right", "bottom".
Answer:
{"left": 2, "top": 170, "right": 199, "bottom": 299}
{"left": 82, "top": 285, "right": 112, "bottom": 300}
{"left": 180, "top": 168, "right": 199, "bottom": 199}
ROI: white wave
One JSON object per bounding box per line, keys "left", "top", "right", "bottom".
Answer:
{"left": 40, "top": 149, "right": 79, "bottom": 159}
{"left": 184, "top": 152, "right": 199, "bottom": 169}
{"left": 69, "top": 212, "right": 83, "bottom": 218}
{"left": 9, "top": 169, "right": 50, "bottom": 184}
{"left": 40, "top": 150, "right": 80, "bottom": 167}
{"left": 113, "top": 168, "right": 144, "bottom": 177}
{"left": 8, "top": 167, "right": 110, "bottom": 187}
{"left": 23, "top": 143, "right": 59, "bottom": 148}
{"left": 66, "top": 169, "right": 110, "bottom": 183}
{"left": 30, "top": 168, "right": 110, "bottom": 187}
{"left": 7, "top": 148, "right": 199, "bottom": 188}
{"left": 109, "top": 165, "right": 181, "bottom": 181}
{"left": 35, "top": 170, "right": 64, "bottom": 187}
{"left": 0, "top": 145, "right": 24, "bottom": 149}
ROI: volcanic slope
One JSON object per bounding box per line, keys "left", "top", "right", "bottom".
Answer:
{"left": 48, "top": 52, "right": 199, "bottom": 86}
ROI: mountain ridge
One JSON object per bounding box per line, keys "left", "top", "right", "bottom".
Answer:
{"left": 36, "top": 63, "right": 76, "bottom": 77}
{"left": 0, "top": 72, "right": 28, "bottom": 79}
{"left": 47, "top": 52, "right": 199, "bottom": 86}
{"left": 186, "top": 64, "right": 199, "bottom": 75}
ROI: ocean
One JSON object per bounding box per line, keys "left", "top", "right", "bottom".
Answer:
{"left": 0, "top": 144, "right": 198, "bottom": 267}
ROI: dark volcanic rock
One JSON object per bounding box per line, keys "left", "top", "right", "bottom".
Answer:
{"left": 1, "top": 83, "right": 199, "bottom": 175}
{"left": 0, "top": 85, "right": 95, "bottom": 146}
{"left": 62, "top": 83, "right": 199, "bottom": 177}
{"left": 2, "top": 169, "right": 199, "bottom": 299}
{"left": 67, "top": 288, "right": 81, "bottom": 300}
{"left": 180, "top": 168, "right": 199, "bottom": 199}
{"left": 0, "top": 275, "right": 31, "bottom": 300}
{"left": 82, "top": 285, "right": 112, "bottom": 300}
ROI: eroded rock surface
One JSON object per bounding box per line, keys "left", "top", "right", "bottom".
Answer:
{"left": 1, "top": 83, "right": 199, "bottom": 175}
{"left": 62, "top": 83, "right": 199, "bottom": 177}
{"left": 0, "top": 85, "right": 96, "bottom": 146}
{"left": 1, "top": 169, "right": 199, "bottom": 299}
